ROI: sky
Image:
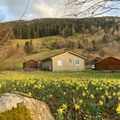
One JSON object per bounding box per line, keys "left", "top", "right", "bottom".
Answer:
{"left": 0, "top": 0, "right": 120, "bottom": 22}
{"left": 0, "top": 0, "right": 66, "bottom": 22}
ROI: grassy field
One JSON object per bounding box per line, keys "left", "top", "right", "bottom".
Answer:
{"left": 0, "top": 70, "right": 120, "bottom": 119}
{"left": 15, "top": 33, "right": 103, "bottom": 45}
{"left": 0, "top": 70, "right": 120, "bottom": 80}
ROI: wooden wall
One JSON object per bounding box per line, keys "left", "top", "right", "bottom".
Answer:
{"left": 95, "top": 57, "right": 120, "bottom": 70}
{"left": 23, "top": 60, "right": 38, "bottom": 69}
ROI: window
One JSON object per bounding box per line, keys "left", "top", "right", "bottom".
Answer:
{"left": 58, "top": 60, "right": 63, "bottom": 66}
{"left": 69, "top": 59, "right": 72, "bottom": 63}
{"left": 76, "top": 60, "right": 80, "bottom": 65}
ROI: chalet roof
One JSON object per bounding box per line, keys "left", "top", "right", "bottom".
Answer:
{"left": 40, "top": 51, "right": 86, "bottom": 62}
{"left": 23, "top": 59, "right": 38, "bottom": 64}
{"left": 95, "top": 57, "right": 120, "bottom": 64}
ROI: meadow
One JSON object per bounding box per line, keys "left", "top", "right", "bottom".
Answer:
{"left": 0, "top": 70, "right": 120, "bottom": 120}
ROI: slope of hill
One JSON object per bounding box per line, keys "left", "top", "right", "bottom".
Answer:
{"left": 0, "top": 17, "right": 120, "bottom": 70}
{"left": 0, "top": 34, "right": 119, "bottom": 70}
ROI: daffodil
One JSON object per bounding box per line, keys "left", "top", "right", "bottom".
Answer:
{"left": 105, "top": 91, "right": 109, "bottom": 96}
{"left": 57, "top": 108, "right": 64, "bottom": 114}
{"left": 101, "top": 95, "right": 105, "bottom": 99}
{"left": 116, "top": 104, "right": 120, "bottom": 114}
{"left": 79, "top": 100, "right": 83, "bottom": 104}
{"left": 99, "top": 87, "right": 102, "bottom": 90}
{"left": 49, "top": 94, "right": 53, "bottom": 98}
{"left": 82, "top": 92, "right": 86, "bottom": 97}
{"left": 113, "top": 93, "right": 116, "bottom": 96}
{"left": 108, "top": 96, "right": 112, "bottom": 99}
{"left": 118, "top": 97, "right": 120, "bottom": 101}
{"left": 99, "top": 100, "right": 104, "bottom": 106}
{"left": 90, "top": 94, "right": 95, "bottom": 99}
{"left": 62, "top": 104, "right": 68, "bottom": 110}
{"left": 74, "top": 104, "right": 80, "bottom": 110}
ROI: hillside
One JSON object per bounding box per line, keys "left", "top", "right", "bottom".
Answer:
{"left": 0, "top": 17, "right": 120, "bottom": 70}
{"left": 0, "top": 17, "right": 120, "bottom": 40}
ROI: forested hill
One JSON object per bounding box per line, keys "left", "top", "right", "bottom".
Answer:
{"left": 0, "top": 17, "right": 120, "bottom": 40}
{"left": 0, "top": 17, "right": 120, "bottom": 69}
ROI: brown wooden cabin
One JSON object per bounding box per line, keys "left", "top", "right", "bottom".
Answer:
{"left": 23, "top": 60, "right": 38, "bottom": 69}
{"left": 95, "top": 57, "right": 120, "bottom": 70}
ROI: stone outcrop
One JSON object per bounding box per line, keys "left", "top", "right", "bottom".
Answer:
{"left": 0, "top": 93, "right": 54, "bottom": 120}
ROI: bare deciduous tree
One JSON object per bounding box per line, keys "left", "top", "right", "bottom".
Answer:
{"left": 65, "top": 0, "right": 120, "bottom": 18}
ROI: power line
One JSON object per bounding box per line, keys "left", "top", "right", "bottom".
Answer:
{"left": 2, "top": 0, "right": 31, "bottom": 43}
{"left": 19, "top": 0, "right": 31, "bottom": 20}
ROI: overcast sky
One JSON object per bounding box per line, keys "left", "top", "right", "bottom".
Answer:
{"left": 0, "top": 0, "right": 120, "bottom": 22}
{"left": 0, "top": 0, "right": 66, "bottom": 22}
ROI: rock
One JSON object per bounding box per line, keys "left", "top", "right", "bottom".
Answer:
{"left": 0, "top": 93, "right": 54, "bottom": 120}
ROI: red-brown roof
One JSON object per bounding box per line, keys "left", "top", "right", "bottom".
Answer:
{"left": 95, "top": 57, "right": 120, "bottom": 64}
{"left": 23, "top": 59, "right": 38, "bottom": 64}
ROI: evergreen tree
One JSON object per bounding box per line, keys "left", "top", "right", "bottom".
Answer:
{"left": 78, "top": 40, "right": 83, "bottom": 49}
{"left": 102, "top": 34, "right": 108, "bottom": 43}
{"left": 24, "top": 41, "right": 33, "bottom": 54}
{"left": 92, "top": 40, "right": 97, "bottom": 51}
{"left": 11, "top": 17, "right": 117, "bottom": 39}
{"left": 29, "top": 40, "right": 33, "bottom": 53}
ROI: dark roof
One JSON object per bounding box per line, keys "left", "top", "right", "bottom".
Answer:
{"left": 93, "top": 57, "right": 102, "bottom": 60}
{"left": 95, "top": 57, "right": 120, "bottom": 64}
{"left": 90, "top": 57, "right": 102, "bottom": 63}
{"left": 40, "top": 51, "right": 86, "bottom": 62}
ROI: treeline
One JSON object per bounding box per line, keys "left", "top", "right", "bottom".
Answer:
{"left": 12, "top": 17, "right": 120, "bottom": 39}
{"left": 0, "top": 17, "right": 120, "bottom": 40}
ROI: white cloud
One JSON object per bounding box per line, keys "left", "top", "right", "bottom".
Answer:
{"left": 29, "top": 0, "right": 57, "bottom": 18}
{"left": 0, "top": 0, "right": 65, "bottom": 22}
{"left": 0, "top": 0, "right": 120, "bottom": 22}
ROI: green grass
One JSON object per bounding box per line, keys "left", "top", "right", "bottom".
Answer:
{"left": 0, "top": 70, "right": 120, "bottom": 81}
{"left": 15, "top": 35, "right": 63, "bottom": 46}
{"left": 68, "top": 33, "right": 104, "bottom": 42}
{"left": 0, "top": 103, "right": 33, "bottom": 120}
{"left": 15, "top": 33, "right": 103, "bottom": 45}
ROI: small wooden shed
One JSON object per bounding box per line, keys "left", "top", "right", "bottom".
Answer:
{"left": 23, "top": 60, "right": 38, "bottom": 69}
{"left": 95, "top": 57, "right": 120, "bottom": 70}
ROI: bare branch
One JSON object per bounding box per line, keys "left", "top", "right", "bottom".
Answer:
{"left": 65, "top": 0, "right": 120, "bottom": 18}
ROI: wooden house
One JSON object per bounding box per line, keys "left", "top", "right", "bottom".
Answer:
{"left": 95, "top": 57, "right": 120, "bottom": 70}
{"left": 23, "top": 60, "right": 38, "bottom": 69}
{"left": 40, "top": 51, "right": 86, "bottom": 72}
